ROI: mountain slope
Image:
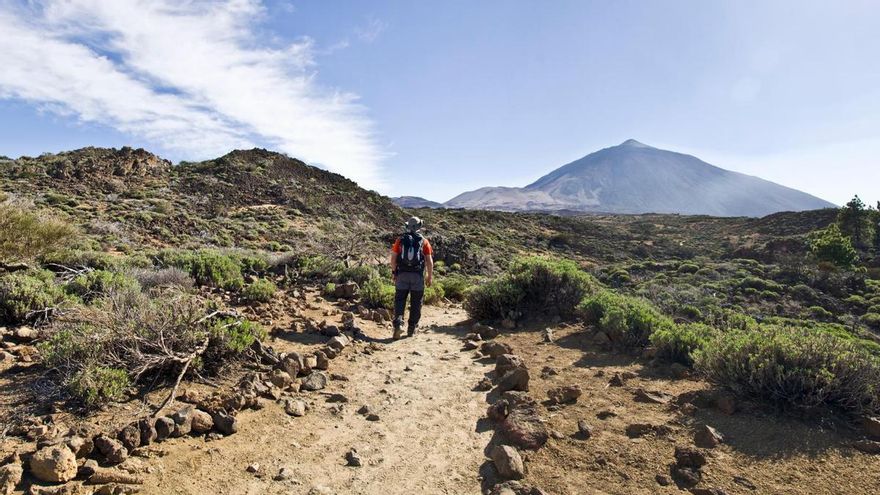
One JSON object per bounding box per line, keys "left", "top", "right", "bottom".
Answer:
{"left": 392, "top": 196, "right": 443, "bottom": 209}
{"left": 446, "top": 140, "right": 836, "bottom": 216}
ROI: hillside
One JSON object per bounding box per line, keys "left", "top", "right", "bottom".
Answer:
{"left": 1, "top": 146, "right": 880, "bottom": 495}
{"left": 391, "top": 196, "right": 443, "bottom": 208}
{"left": 446, "top": 140, "right": 837, "bottom": 216}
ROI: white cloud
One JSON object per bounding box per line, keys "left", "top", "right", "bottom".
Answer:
{"left": 355, "top": 16, "right": 388, "bottom": 43}
{"left": 0, "top": 0, "right": 386, "bottom": 190}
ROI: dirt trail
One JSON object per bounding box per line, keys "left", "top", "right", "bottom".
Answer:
{"left": 139, "top": 304, "right": 492, "bottom": 495}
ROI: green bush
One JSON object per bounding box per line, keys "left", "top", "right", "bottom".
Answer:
{"left": 0, "top": 270, "right": 73, "bottom": 324}
{"left": 465, "top": 257, "right": 597, "bottom": 321}
{"left": 695, "top": 326, "right": 880, "bottom": 415}
{"left": 0, "top": 203, "right": 76, "bottom": 264}
{"left": 69, "top": 365, "right": 130, "bottom": 405}
{"left": 424, "top": 284, "right": 445, "bottom": 305}
{"left": 361, "top": 275, "right": 395, "bottom": 309}
{"left": 864, "top": 313, "right": 880, "bottom": 330}
{"left": 297, "top": 255, "right": 344, "bottom": 279}
{"left": 579, "top": 290, "right": 674, "bottom": 348}
{"left": 158, "top": 249, "right": 244, "bottom": 290}
{"left": 807, "top": 305, "right": 834, "bottom": 321}
{"left": 334, "top": 264, "right": 377, "bottom": 285}
{"left": 739, "top": 277, "right": 783, "bottom": 293}
{"left": 323, "top": 282, "right": 337, "bottom": 297}
{"left": 241, "top": 279, "right": 277, "bottom": 303}
{"left": 650, "top": 323, "right": 718, "bottom": 366}
{"left": 677, "top": 304, "right": 703, "bottom": 321}
{"left": 66, "top": 270, "right": 140, "bottom": 302}
{"left": 209, "top": 318, "right": 266, "bottom": 353}
{"left": 809, "top": 225, "right": 859, "bottom": 268}
{"left": 437, "top": 274, "right": 472, "bottom": 302}
{"left": 677, "top": 263, "right": 700, "bottom": 274}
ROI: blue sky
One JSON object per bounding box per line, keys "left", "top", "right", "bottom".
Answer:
{"left": 1, "top": 1, "right": 878, "bottom": 206}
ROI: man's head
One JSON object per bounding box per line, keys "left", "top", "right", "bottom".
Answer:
{"left": 404, "top": 216, "right": 423, "bottom": 233}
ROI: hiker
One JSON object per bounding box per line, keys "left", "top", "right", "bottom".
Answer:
{"left": 390, "top": 216, "right": 434, "bottom": 339}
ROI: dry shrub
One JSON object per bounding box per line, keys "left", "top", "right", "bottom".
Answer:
{"left": 40, "top": 288, "right": 264, "bottom": 406}
{"left": 0, "top": 201, "right": 77, "bottom": 264}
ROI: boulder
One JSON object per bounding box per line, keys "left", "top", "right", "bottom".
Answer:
{"left": 0, "top": 462, "right": 23, "bottom": 495}
{"left": 211, "top": 411, "right": 238, "bottom": 435}
{"left": 499, "top": 395, "right": 548, "bottom": 450}
{"left": 314, "top": 351, "right": 329, "bottom": 370}
{"left": 283, "top": 399, "right": 308, "bottom": 417}
{"left": 327, "top": 336, "right": 350, "bottom": 352}
{"left": 473, "top": 323, "right": 499, "bottom": 339}
{"left": 546, "top": 385, "right": 582, "bottom": 405}
{"left": 694, "top": 424, "right": 723, "bottom": 448}
{"left": 497, "top": 367, "right": 530, "bottom": 393}
{"left": 65, "top": 436, "right": 93, "bottom": 458}
{"left": 576, "top": 420, "right": 592, "bottom": 439}
{"left": 269, "top": 369, "right": 294, "bottom": 389}
{"left": 481, "top": 341, "right": 513, "bottom": 359}
{"left": 853, "top": 439, "right": 880, "bottom": 454}
{"left": 302, "top": 354, "right": 318, "bottom": 373}
{"left": 138, "top": 418, "right": 157, "bottom": 446}
{"left": 154, "top": 417, "right": 176, "bottom": 440}
{"left": 280, "top": 354, "right": 303, "bottom": 378}
{"left": 495, "top": 354, "right": 524, "bottom": 377}
{"left": 671, "top": 466, "right": 701, "bottom": 488}
{"left": 190, "top": 409, "right": 214, "bottom": 433}
{"left": 333, "top": 282, "right": 358, "bottom": 299}
{"left": 116, "top": 424, "right": 141, "bottom": 451}
{"left": 301, "top": 372, "right": 328, "bottom": 391}
{"left": 491, "top": 445, "right": 525, "bottom": 480}
{"left": 30, "top": 446, "right": 78, "bottom": 483}
{"left": 674, "top": 445, "right": 707, "bottom": 469}
{"left": 94, "top": 435, "right": 128, "bottom": 464}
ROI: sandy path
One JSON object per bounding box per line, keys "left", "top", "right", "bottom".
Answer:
{"left": 139, "top": 304, "right": 492, "bottom": 495}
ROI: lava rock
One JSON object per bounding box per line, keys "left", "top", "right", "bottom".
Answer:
{"left": 30, "top": 446, "right": 78, "bottom": 483}
{"left": 191, "top": 409, "right": 214, "bottom": 433}
{"left": 94, "top": 435, "right": 128, "bottom": 464}
{"left": 547, "top": 385, "right": 582, "bottom": 405}
{"left": 694, "top": 424, "right": 724, "bottom": 448}
{"left": 301, "top": 372, "right": 328, "bottom": 391}
{"left": 491, "top": 445, "right": 525, "bottom": 480}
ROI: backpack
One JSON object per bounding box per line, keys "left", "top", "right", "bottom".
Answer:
{"left": 397, "top": 232, "right": 425, "bottom": 272}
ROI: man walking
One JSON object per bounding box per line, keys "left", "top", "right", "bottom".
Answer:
{"left": 390, "top": 216, "right": 434, "bottom": 340}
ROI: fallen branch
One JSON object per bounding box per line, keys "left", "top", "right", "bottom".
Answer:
{"left": 152, "top": 335, "right": 210, "bottom": 417}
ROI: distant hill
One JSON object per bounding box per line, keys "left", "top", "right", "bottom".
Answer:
{"left": 392, "top": 196, "right": 443, "bottom": 209}
{"left": 445, "top": 140, "right": 836, "bottom": 217}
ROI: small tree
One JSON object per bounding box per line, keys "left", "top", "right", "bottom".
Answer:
{"left": 809, "top": 224, "right": 859, "bottom": 268}
{"left": 838, "top": 195, "right": 874, "bottom": 249}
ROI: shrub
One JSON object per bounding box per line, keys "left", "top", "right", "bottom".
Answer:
{"left": 864, "top": 313, "right": 880, "bottom": 330}
{"left": 739, "top": 277, "right": 783, "bottom": 293}
{"left": 323, "top": 282, "right": 337, "bottom": 297}
{"left": 790, "top": 284, "right": 818, "bottom": 303}
{"left": 677, "top": 263, "right": 700, "bottom": 274}
{"left": 69, "top": 365, "right": 130, "bottom": 405}
{"left": 437, "top": 274, "right": 472, "bottom": 302}
{"left": 809, "top": 225, "right": 859, "bottom": 268}
{"left": 297, "top": 255, "right": 343, "bottom": 279}
{"left": 807, "top": 305, "right": 834, "bottom": 321}
{"left": 465, "top": 257, "right": 597, "bottom": 321}
{"left": 0, "top": 270, "right": 73, "bottom": 324}
{"left": 361, "top": 275, "right": 395, "bottom": 309}
{"left": 579, "top": 290, "right": 674, "bottom": 348}
{"left": 424, "top": 284, "right": 445, "bottom": 305}
{"left": 242, "top": 279, "right": 277, "bottom": 303}
{"left": 66, "top": 270, "right": 140, "bottom": 302}
{"left": 677, "top": 304, "right": 703, "bottom": 321}
{"left": 128, "top": 267, "right": 194, "bottom": 290}
{"left": 0, "top": 203, "right": 76, "bottom": 264}
{"left": 157, "top": 249, "right": 244, "bottom": 290}
{"left": 334, "top": 264, "right": 377, "bottom": 285}
{"left": 650, "top": 323, "right": 718, "bottom": 366}
{"left": 695, "top": 326, "right": 880, "bottom": 415}
{"left": 39, "top": 289, "right": 263, "bottom": 406}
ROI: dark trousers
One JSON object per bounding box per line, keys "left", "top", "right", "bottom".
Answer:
{"left": 393, "top": 271, "right": 424, "bottom": 329}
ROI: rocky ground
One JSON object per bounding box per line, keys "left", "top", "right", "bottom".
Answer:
{"left": 3, "top": 290, "right": 880, "bottom": 495}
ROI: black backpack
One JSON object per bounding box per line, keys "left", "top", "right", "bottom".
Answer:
{"left": 397, "top": 232, "right": 425, "bottom": 272}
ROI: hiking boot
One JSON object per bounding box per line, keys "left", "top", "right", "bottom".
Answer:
{"left": 393, "top": 327, "right": 404, "bottom": 340}
{"left": 407, "top": 325, "right": 416, "bottom": 337}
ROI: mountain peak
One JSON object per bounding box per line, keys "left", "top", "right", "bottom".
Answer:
{"left": 619, "top": 139, "right": 650, "bottom": 148}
